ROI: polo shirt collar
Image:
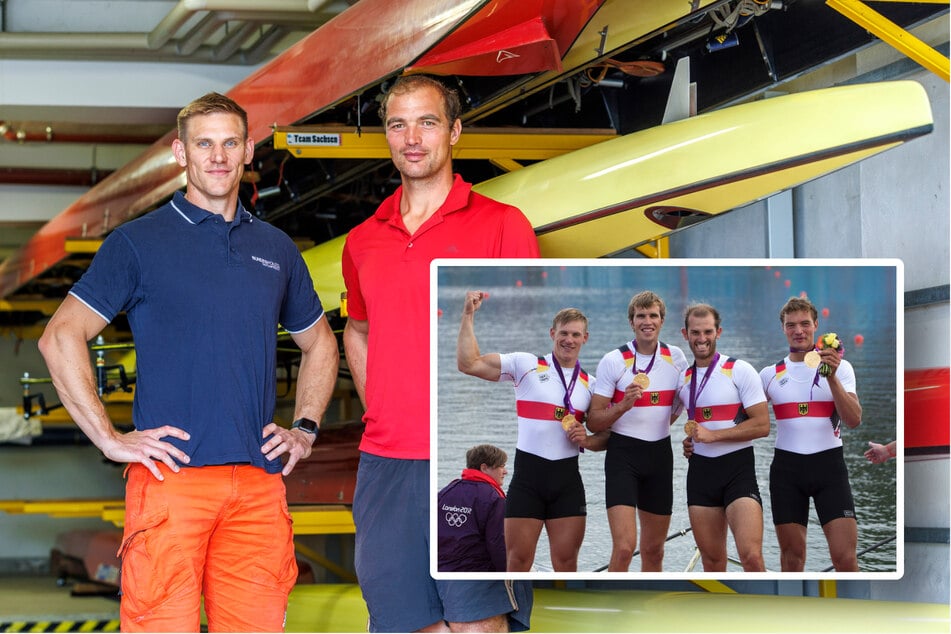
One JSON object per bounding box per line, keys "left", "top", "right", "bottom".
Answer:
{"left": 170, "top": 190, "right": 252, "bottom": 226}
{"left": 374, "top": 174, "right": 471, "bottom": 223}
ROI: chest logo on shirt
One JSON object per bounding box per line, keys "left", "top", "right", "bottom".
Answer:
{"left": 798, "top": 403, "right": 809, "bottom": 415}
{"left": 538, "top": 372, "right": 550, "bottom": 383}
{"left": 251, "top": 255, "right": 280, "bottom": 271}
{"left": 702, "top": 407, "right": 713, "bottom": 420}
{"left": 650, "top": 392, "right": 660, "bottom": 405}
{"left": 554, "top": 406, "right": 566, "bottom": 420}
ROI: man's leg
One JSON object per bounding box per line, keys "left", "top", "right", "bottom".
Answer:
{"left": 726, "top": 497, "right": 765, "bottom": 572}
{"left": 636, "top": 438, "right": 674, "bottom": 572}
{"left": 504, "top": 518, "right": 543, "bottom": 571}
{"left": 439, "top": 579, "right": 532, "bottom": 633}
{"left": 637, "top": 509, "right": 672, "bottom": 572}
{"left": 814, "top": 451, "right": 859, "bottom": 572}
{"left": 775, "top": 523, "right": 808, "bottom": 572}
{"left": 606, "top": 505, "right": 637, "bottom": 572}
{"left": 823, "top": 517, "right": 859, "bottom": 571}
{"left": 448, "top": 614, "right": 507, "bottom": 633}
{"left": 119, "top": 464, "right": 212, "bottom": 633}
{"left": 545, "top": 516, "right": 585, "bottom": 572}
{"left": 204, "top": 466, "right": 298, "bottom": 632}
{"left": 354, "top": 454, "right": 445, "bottom": 632}
{"left": 688, "top": 505, "right": 728, "bottom": 571}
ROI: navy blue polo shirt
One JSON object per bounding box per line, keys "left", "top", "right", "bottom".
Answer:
{"left": 70, "top": 191, "right": 324, "bottom": 473}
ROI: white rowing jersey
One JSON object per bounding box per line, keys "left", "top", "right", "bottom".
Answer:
{"left": 592, "top": 340, "right": 688, "bottom": 441}
{"left": 676, "top": 354, "right": 766, "bottom": 458}
{"left": 760, "top": 356, "right": 857, "bottom": 454}
{"left": 499, "top": 352, "right": 595, "bottom": 461}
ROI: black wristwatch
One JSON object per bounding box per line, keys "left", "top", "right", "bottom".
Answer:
{"left": 291, "top": 417, "right": 319, "bottom": 437}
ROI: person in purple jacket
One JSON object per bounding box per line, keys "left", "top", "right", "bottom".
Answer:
{"left": 438, "top": 444, "right": 509, "bottom": 572}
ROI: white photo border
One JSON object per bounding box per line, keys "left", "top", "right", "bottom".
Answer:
{"left": 429, "top": 257, "right": 903, "bottom": 582}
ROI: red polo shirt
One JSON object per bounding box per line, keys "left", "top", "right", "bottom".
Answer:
{"left": 342, "top": 175, "right": 539, "bottom": 459}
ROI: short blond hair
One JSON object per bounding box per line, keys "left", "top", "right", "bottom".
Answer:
{"left": 177, "top": 92, "right": 248, "bottom": 142}
{"left": 552, "top": 308, "right": 588, "bottom": 333}
{"left": 628, "top": 291, "right": 666, "bottom": 322}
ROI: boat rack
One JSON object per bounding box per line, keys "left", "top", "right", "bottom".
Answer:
{"left": 0, "top": 500, "right": 354, "bottom": 534}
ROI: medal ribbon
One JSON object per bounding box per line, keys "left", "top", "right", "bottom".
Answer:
{"left": 632, "top": 342, "right": 657, "bottom": 376}
{"left": 687, "top": 352, "right": 720, "bottom": 422}
{"left": 551, "top": 354, "right": 580, "bottom": 415}
{"left": 551, "top": 354, "right": 583, "bottom": 452}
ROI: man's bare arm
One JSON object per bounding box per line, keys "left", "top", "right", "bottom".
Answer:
{"left": 263, "top": 316, "right": 340, "bottom": 475}
{"left": 343, "top": 317, "right": 369, "bottom": 409}
{"left": 456, "top": 291, "right": 501, "bottom": 381}
{"left": 38, "top": 295, "right": 191, "bottom": 480}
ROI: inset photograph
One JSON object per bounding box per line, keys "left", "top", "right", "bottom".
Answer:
{"left": 431, "top": 259, "right": 901, "bottom": 581}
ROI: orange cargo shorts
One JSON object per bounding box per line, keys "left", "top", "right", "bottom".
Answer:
{"left": 118, "top": 463, "right": 297, "bottom": 632}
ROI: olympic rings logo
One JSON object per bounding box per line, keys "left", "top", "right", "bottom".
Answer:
{"left": 445, "top": 512, "right": 468, "bottom": 527}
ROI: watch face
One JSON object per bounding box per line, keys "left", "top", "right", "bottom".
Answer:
{"left": 293, "top": 418, "right": 318, "bottom": 433}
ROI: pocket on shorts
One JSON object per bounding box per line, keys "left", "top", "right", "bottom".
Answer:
{"left": 118, "top": 505, "right": 168, "bottom": 615}
{"left": 117, "top": 502, "right": 181, "bottom": 619}
{"left": 274, "top": 498, "right": 298, "bottom": 593}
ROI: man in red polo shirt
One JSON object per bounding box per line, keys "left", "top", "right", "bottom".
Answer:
{"left": 342, "top": 75, "right": 538, "bottom": 632}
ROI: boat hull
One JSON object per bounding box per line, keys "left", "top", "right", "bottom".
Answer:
{"left": 475, "top": 81, "right": 933, "bottom": 257}
{"left": 285, "top": 583, "right": 951, "bottom": 633}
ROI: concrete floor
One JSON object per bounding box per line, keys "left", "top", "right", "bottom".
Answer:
{"left": 0, "top": 575, "right": 119, "bottom": 631}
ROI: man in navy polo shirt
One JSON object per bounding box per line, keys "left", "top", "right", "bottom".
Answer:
{"left": 38, "top": 92, "right": 338, "bottom": 632}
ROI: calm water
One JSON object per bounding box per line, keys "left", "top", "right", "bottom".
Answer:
{"left": 434, "top": 263, "right": 898, "bottom": 574}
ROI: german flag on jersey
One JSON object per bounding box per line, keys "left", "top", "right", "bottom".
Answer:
{"left": 683, "top": 365, "right": 693, "bottom": 385}
{"left": 578, "top": 369, "right": 590, "bottom": 389}
{"left": 720, "top": 357, "right": 737, "bottom": 378}
{"left": 618, "top": 345, "right": 635, "bottom": 368}
{"left": 774, "top": 360, "right": 788, "bottom": 381}
{"left": 659, "top": 343, "right": 673, "bottom": 364}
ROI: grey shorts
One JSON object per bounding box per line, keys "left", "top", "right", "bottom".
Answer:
{"left": 353, "top": 452, "right": 532, "bottom": 632}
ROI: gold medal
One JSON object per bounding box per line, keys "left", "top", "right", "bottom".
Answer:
{"left": 684, "top": 419, "right": 698, "bottom": 438}
{"left": 633, "top": 372, "right": 650, "bottom": 388}
{"left": 561, "top": 413, "right": 576, "bottom": 431}
{"left": 804, "top": 350, "right": 821, "bottom": 368}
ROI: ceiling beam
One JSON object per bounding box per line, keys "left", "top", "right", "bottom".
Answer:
{"left": 826, "top": 0, "right": 950, "bottom": 81}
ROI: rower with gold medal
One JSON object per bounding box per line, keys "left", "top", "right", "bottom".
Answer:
{"left": 683, "top": 353, "right": 719, "bottom": 441}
